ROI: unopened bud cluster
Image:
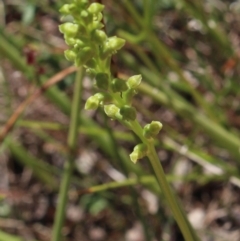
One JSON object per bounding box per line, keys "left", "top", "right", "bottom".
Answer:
{"left": 59, "top": 0, "right": 163, "bottom": 164}
{"left": 59, "top": 0, "right": 125, "bottom": 71}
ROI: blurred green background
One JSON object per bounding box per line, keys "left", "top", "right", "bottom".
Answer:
{"left": 1, "top": 0, "right": 240, "bottom": 240}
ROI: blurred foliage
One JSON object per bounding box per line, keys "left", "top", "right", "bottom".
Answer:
{"left": 1, "top": 0, "right": 240, "bottom": 241}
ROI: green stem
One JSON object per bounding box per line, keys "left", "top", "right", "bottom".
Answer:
{"left": 51, "top": 67, "right": 84, "bottom": 241}
{"left": 147, "top": 143, "right": 200, "bottom": 241}
{"left": 87, "top": 173, "right": 222, "bottom": 193}
{"left": 121, "top": 115, "right": 199, "bottom": 240}
{"left": 101, "top": 74, "right": 153, "bottom": 240}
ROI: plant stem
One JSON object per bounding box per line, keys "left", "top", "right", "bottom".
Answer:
{"left": 51, "top": 67, "right": 84, "bottom": 241}
{"left": 121, "top": 116, "right": 199, "bottom": 240}
{"left": 147, "top": 143, "right": 200, "bottom": 241}
{"left": 102, "top": 105, "right": 153, "bottom": 240}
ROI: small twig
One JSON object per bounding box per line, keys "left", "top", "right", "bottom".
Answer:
{"left": 0, "top": 66, "right": 77, "bottom": 143}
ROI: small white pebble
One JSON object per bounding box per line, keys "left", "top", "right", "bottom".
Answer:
{"left": 188, "top": 208, "right": 205, "bottom": 230}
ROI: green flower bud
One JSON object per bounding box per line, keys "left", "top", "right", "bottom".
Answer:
{"left": 64, "top": 49, "right": 77, "bottom": 62}
{"left": 104, "top": 104, "right": 119, "bottom": 119}
{"left": 107, "top": 36, "right": 126, "bottom": 51}
{"left": 59, "top": 23, "right": 78, "bottom": 37}
{"left": 120, "top": 105, "right": 137, "bottom": 121}
{"left": 59, "top": 4, "right": 71, "bottom": 14}
{"left": 65, "top": 37, "right": 76, "bottom": 46}
{"left": 127, "top": 75, "right": 142, "bottom": 89}
{"left": 74, "top": 39, "right": 85, "bottom": 48}
{"left": 143, "top": 124, "right": 153, "bottom": 139}
{"left": 81, "top": 10, "right": 89, "bottom": 18}
{"left": 85, "top": 95, "right": 100, "bottom": 110}
{"left": 143, "top": 121, "right": 163, "bottom": 139}
{"left": 95, "top": 12, "right": 103, "bottom": 22}
{"left": 111, "top": 78, "right": 128, "bottom": 93}
{"left": 95, "top": 73, "right": 109, "bottom": 90}
{"left": 93, "top": 30, "right": 107, "bottom": 43}
{"left": 130, "top": 143, "right": 148, "bottom": 164}
{"left": 101, "top": 36, "right": 125, "bottom": 58}
{"left": 88, "top": 3, "right": 104, "bottom": 14}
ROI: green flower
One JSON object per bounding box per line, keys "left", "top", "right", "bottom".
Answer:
{"left": 93, "top": 30, "right": 107, "bottom": 43}
{"left": 127, "top": 75, "right": 142, "bottom": 89}
{"left": 130, "top": 143, "right": 148, "bottom": 163}
{"left": 143, "top": 121, "right": 163, "bottom": 139}
{"left": 59, "top": 23, "right": 79, "bottom": 37}
{"left": 64, "top": 49, "right": 77, "bottom": 62}
{"left": 104, "top": 104, "right": 119, "bottom": 119}
{"left": 85, "top": 95, "right": 100, "bottom": 110}
{"left": 101, "top": 37, "right": 126, "bottom": 58}
{"left": 87, "top": 3, "right": 104, "bottom": 14}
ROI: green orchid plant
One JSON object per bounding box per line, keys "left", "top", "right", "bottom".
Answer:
{"left": 57, "top": 1, "right": 199, "bottom": 240}
{"left": 59, "top": 0, "right": 162, "bottom": 163}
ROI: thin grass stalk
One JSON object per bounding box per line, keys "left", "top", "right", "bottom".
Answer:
{"left": 119, "top": 53, "right": 240, "bottom": 160}
{"left": 138, "top": 81, "right": 240, "bottom": 160}
{"left": 51, "top": 67, "right": 84, "bottom": 241}
{"left": 127, "top": 45, "right": 225, "bottom": 122}
{"left": 147, "top": 144, "right": 200, "bottom": 241}
{"left": 18, "top": 119, "right": 240, "bottom": 183}
{"left": 121, "top": 0, "right": 217, "bottom": 121}
{"left": 0, "top": 33, "right": 33, "bottom": 78}
{"left": 5, "top": 138, "right": 58, "bottom": 189}
{"left": 143, "top": 0, "right": 155, "bottom": 27}
{"left": 85, "top": 173, "right": 225, "bottom": 194}
{"left": 178, "top": 0, "right": 232, "bottom": 55}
